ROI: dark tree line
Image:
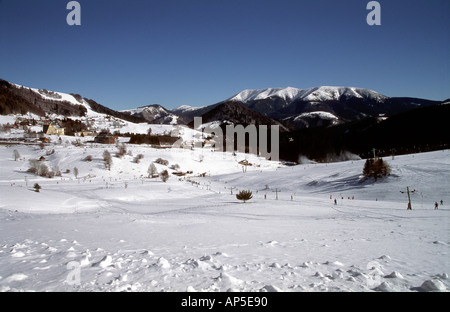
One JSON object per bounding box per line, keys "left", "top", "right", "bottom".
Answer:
{"left": 61, "top": 118, "right": 88, "bottom": 136}
{"left": 128, "top": 133, "right": 180, "bottom": 146}
{"left": 279, "top": 103, "right": 450, "bottom": 163}
{"left": 0, "top": 79, "right": 45, "bottom": 116}
{"left": 0, "top": 79, "right": 87, "bottom": 117}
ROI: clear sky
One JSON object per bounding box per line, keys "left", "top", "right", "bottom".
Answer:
{"left": 1, "top": 0, "right": 449, "bottom": 110}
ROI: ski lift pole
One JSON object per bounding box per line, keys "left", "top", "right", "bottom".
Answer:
{"left": 272, "top": 188, "right": 279, "bottom": 200}
{"left": 406, "top": 186, "right": 412, "bottom": 210}
{"left": 400, "top": 186, "right": 416, "bottom": 210}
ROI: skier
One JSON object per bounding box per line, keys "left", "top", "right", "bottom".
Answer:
{"left": 435, "top": 202, "right": 439, "bottom": 210}
{"left": 440, "top": 200, "right": 443, "bottom": 206}
{"left": 334, "top": 199, "right": 337, "bottom": 205}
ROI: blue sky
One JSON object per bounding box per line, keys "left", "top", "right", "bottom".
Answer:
{"left": 1, "top": 0, "right": 449, "bottom": 110}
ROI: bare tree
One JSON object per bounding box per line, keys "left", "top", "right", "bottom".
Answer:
{"left": 134, "top": 154, "right": 144, "bottom": 164}
{"left": 38, "top": 163, "right": 49, "bottom": 177}
{"left": 116, "top": 143, "right": 127, "bottom": 158}
{"left": 103, "top": 150, "right": 112, "bottom": 170}
{"left": 148, "top": 163, "right": 158, "bottom": 178}
{"left": 13, "top": 149, "right": 20, "bottom": 161}
{"left": 27, "top": 159, "right": 40, "bottom": 174}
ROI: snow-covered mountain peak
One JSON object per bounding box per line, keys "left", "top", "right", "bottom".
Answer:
{"left": 228, "top": 87, "right": 302, "bottom": 103}
{"left": 171, "top": 105, "right": 206, "bottom": 114}
{"left": 173, "top": 105, "right": 193, "bottom": 111}
{"left": 302, "top": 86, "right": 387, "bottom": 102}
{"left": 121, "top": 104, "right": 183, "bottom": 125}
{"left": 228, "top": 86, "right": 387, "bottom": 104}
{"left": 121, "top": 104, "right": 167, "bottom": 115}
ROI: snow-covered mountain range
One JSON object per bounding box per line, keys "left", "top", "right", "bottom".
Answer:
{"left": 227, "top": 86, "right": 387, "bottom": 103}
{"left": 170, "top": 86, "right": 441, "bottom": 129}
{"left": 0, "top": 78, "right": 444, "bottom": 131}
{"left": 221, "top": 86, "right": 440, "bottom": 128}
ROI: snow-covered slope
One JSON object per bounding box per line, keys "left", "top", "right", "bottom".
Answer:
{"left": 170, "top": 104, "right": 221, "bottom": 125}
{"left": 283, "top": 111, "right": 340, "bottom": 128}
{"left": 16, "top": 84, "right": 79, "bottom": 105}
{"left": 293, "top": 111, "right": 339, "bottom": 121}
{"left": 171, "top": 105, "right": 207, "bottom": 115}
{"left": 8, "top": 83, "right": 115, "bottom": 123}
{"left": 0, "top": 136, "right": 448, "bottom": 292}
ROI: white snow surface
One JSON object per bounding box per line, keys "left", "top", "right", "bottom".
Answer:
{"left": 171, "top": 105, "right": 206, "bottom": 115}
{"left": 293, "top": 111, "right": 339, "bottom": 121}
{"left": 0, "top": 139, "right": 449, "bottom": 292}
{"left": 228, "top": 86, "right": 388, "bottom": 104}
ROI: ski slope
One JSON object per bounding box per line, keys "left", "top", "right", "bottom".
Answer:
{"left": 0, "top": 140, "right": 448, "bottom": 292}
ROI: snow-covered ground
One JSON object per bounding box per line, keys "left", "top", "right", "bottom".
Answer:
{"left": 0, "top": 139, "right": 449, "bottom": 292}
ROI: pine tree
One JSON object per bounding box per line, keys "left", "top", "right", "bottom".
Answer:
{"left": 363, "top": 157, "right": 391, "bottom": 181}
{"left": 363, "top": 158, "right": 373, "bottom": 177}
{"left": 236, "top": 190, "right": 253, "bottom": 203}
{"left": 34, "top": 183, "right": 41, "bottom": 193}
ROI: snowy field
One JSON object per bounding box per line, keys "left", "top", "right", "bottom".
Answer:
{"left": 0, "top": 139, "right": 449, "bottom": 292}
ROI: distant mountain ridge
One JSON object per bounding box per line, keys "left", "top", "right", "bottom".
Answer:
{"left": 121, "top": 104, "right": 187, "bottom": 125}
{"left": 1, "top": 78, "right": 445, "bottom": 132}
{"left": 186, "top": 101, "right": 289, "bottom": 132}
{"left": 223, "top": 86, "right": 441, "bottom": 128}
{"left": 169, "top": 86, "right": 442, "bottom": 129}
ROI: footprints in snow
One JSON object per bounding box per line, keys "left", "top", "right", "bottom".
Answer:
{"left": 1, "top": 238, "right": 449, "bottom": 292}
